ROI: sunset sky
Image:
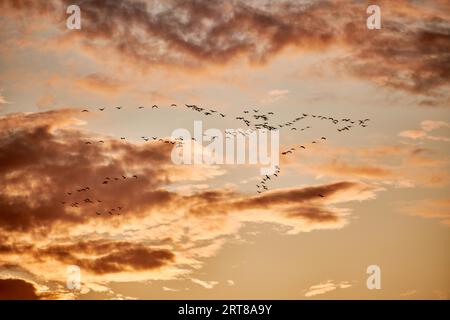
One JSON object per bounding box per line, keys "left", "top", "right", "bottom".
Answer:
{"left": 0, "top": 0, "right": 449, "bottom": 300}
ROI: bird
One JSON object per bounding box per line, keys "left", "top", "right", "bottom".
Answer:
{"left": 321, "top": 137, "right": 326, "bottom": 140}
{"left": 132, "top": 175, "right": 138, "bottom": 179}
{"left": 116, "top": 106, "right": 122, "bottom": 110}
{"left": 138, "top": 106, "right": 144, "bottom": 109}
{"left": 152, "top": 105, "right": 159, "bottom": 109}
{"left": 85, "top": 141, "right": 92, "bottom": 144}
{"left": 120, "top": 137, "right": 126, "bottom": 140}
{"left": 318, "top": 194, "right": 325, "bottom": 198}
{"left": 99, "top": 140, "right": 104, "bottom": 143}
{"left": 171, "top": 103, "right": 177, "bottom": 107}
{"left": 99, "top": 108, "right": 105, "bottom": 111}
{"left": 82, "top": 109, "right": 89, "bottom": 112}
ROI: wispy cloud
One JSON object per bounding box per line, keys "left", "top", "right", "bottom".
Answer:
{"left": 399, "top": 120, "right": 450, "bottom": 142}
{"left": 262, "top": 89, "right": 290, "bottom": 103}
{"left": 0, "top": 93, "right": 8, "bottom": 105}
{"left": 304, "top": 280, "right": 352, "bottom": 297}
{"left": 191, "top": 278, "right": 219, "bottom": 289}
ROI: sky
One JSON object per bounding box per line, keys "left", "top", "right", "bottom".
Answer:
{"left": 0, "top": 0, "right": 449, "bottom": 300}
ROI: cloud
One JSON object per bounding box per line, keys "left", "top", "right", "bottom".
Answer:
{"left": 75, "top": 73, "right": 127, "bottom": 94}
{"left": 401, "top": 199, "right": 450, "bottom": 226}
{"left": 262, "top": 89, "right": 290, "bottom": 103}
{"left": 191, "top": 278, "right": 219, "bottom": 289}
{"left": 0, "top": 93, "right": 8, "bottom": 105}
{"left": 0, "top": 109, "right": 380, "bottom": 297}
{"left": 399, "top": 120, "right": 450, "bottom": 142}
{"left": 37, "top": 241, "right": 176, "bottom": 274}
{"left": 0, "top": 278, "right": 40, "bottom": 300}
{"left": 36, "top": 94, "right": 56, "bottom": 110}
{"left": 162, "top": 286, "right": 180, "bottom": 292}
{"left": 315, "top": 160, "right": 392, "bottom": 179}
{"left": 287, "top": 141, "right": 450, "bottom": 188}
{"left": 2, "top": 0, "right": 449, "bottom": 103}
{"left": 304, "top": 280, "right": 352, "bottom": 297}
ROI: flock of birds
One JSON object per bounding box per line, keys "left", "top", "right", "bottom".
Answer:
{"left": 61, "top": 174, "right": 140, "bottom": 215}
{"left": 75, "top": 103, "right": 370, "bottom": 214}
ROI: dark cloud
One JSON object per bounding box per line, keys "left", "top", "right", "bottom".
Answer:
{"left": 37, "top": 240, "right": 175, "bottom": 274}
{"left": 0, "top": 109, "right": 176, "bottom": 233}
{"left": 184, "top": 181, "right": 374, "bottom": 227}
{"left": 0, "top": 278, "right": 40, "bottom": 300}
{"left": 2, "top": 0, "right": 448, "bottom": 102}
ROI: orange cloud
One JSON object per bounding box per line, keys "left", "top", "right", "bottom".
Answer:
{"left": 0, "top": 109, "right": 381, "bottom": 297}
{"left": 401, "top": 198, "right": 450, "bottom": 226}
{"left": 399, "top": 120, "right": 450, "bottom": 142}
{"left": 2, "top": 0, "right": 449, "bottom": 104}
{"left": 0, "top": 278, "right": 40, "bottom": 300}
{"left": 75, "top": 73, "right": 127, "bottom": 94}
